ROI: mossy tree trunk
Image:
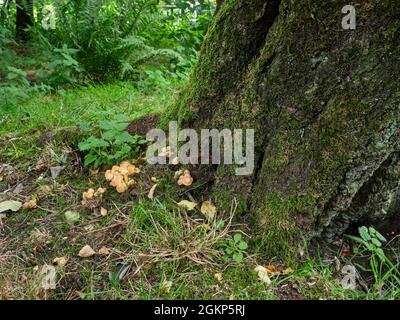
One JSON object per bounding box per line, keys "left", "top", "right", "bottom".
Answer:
{"left": 173, "top": 0, "right": 400, "bottom": 261}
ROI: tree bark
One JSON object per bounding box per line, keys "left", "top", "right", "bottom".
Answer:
{"left": 215, "top": 0, "right": 224, "bottom": 13}
{"left": 16, "top": 0, "right": 33, "bottom": 42}
{"left": 172, "top": 0, "right": 400, "bottom": 261}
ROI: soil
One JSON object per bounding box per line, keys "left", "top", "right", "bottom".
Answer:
{"left": 126, "top": 114, "right": 160, "bottom": 137}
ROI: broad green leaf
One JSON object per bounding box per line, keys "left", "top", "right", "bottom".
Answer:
{"left": 238, "top": 241, "right": 248, "bottom": 250}
{"left": 111, "top": 145, "right": 131, "bottom": 160}
{"left": 0, "top": 200, "right": 23, "bottom": 213}
{"left": 232, "top": 252, "right": 243, "bottom": 263}
{"left": 99, "top": 121, "right": 129, "bottom": 132}
{"left": 78, "top": 136, "right": 109, "bottom": 151}
{"left": 114, "top": 131, "right": 135, "bottom": 144}
{"left": 84, "top": 153, "right": 97, "bottom": 166}
{"left": 233, "top": 234, "right": 242, "bottom": 243}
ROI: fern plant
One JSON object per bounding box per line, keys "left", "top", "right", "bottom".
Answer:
{"left": 42, "top": 0, "right": 181, "bottom": 81}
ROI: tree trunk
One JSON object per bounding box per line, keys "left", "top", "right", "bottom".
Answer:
{"left": 16, "top": 0, "right": 33, "bottom": 42}
{"left": 172, "top": 0, "right": 400, "bottom": 261}
{"left": 215, "top": 0, "right": 224, "bottom": 13}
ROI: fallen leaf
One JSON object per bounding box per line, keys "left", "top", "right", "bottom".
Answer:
{"left": 65, "top": 211, "right": 80, "bottom": 224}
{"left": 254, "top": 265, "right": 272, "bottom": 285}
{"left": 38, "top": 185, "right": 52, "bottom": 195}
{"left": 0, "top": 200, "right": 23, "bottom": 213}
{"left": 200, "top": 201, "right": 217, "bottom": 220}
{"left": 98, "top": 246, "right": 110, "bottom": 256}
{"left": 147, "top": 184, "right": 158, "bottom": 200}
{"left": 214, "top": 273, "right": 223, "bottom": 282}
{"left": 177, "top": 200, "right": 197, "bottom": 211}
{"left": 22, "top": 198, "right": 38, "bottom": 210}
{"left": 265, "top": 265, "right": 295, "bottom": 276}
{"left": 53, "top": 257, "right": 68, "bottom": 267}
{"left": 50, "top": 166, "right": 65, "bottom": 179}
{"left": 100, "top": 207, "right": 108, "bottom": 217}
{"left": 265, "top": 265, "right": 279, "bottom": 275}
{"left": 78, "top": 245, "right": 95, "bottom": 258}
{"left": 40, "top": 265, "right": 56, "bottom": 290}
{"left": 162, "top": 279, "right": 172, "bottom": 294}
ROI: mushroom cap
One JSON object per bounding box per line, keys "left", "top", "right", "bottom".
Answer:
{"left": 110, "top": 175, "right": 123, "bottom": 187}
{"left": 105, "top": 170, "right": 114, "bottom": 181}
{"left": 97, "top": 187, "right": 106, "bottom": 194}
{"left": 116, "top": 182, "right": 128, "bottom": 193}
{"left": 83, "top": 188, "right": 95, "bottom": 199}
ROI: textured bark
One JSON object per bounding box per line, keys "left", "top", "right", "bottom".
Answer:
{"left": 216, "top": 0, "right": 224, "bottom": 13}
{"left": 172, "top": 0, "right": 400, "bottom": 261}
{"left": 16, "top": 0, "right": 33, "bottom": 42}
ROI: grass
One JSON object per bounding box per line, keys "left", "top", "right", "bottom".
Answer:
{"left": 1, "top": 82, "right": 399, "bottom": 300}
{"left": 0, "top": 81, "right": 174, "bottom": 136}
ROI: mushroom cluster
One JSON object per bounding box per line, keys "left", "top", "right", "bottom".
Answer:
{"left": 177, "top": 169, "right": 193, "bottom": 187}
{"left": 105, "top": 161, "right": 141, "bottom": 193}
{"left": 82, "top": 187, "right": 106, "bottom": 208}
{"left": 159, "top": 146, "right": 179, "bottom": 165}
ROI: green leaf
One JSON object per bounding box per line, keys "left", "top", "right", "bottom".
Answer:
{"left": 94, "top": 158, "right": 102, "bottom": 169}
{"left": 346, "top": 235, "right": 363, "bottom": 244}
{"left": 216, "top": 220, "right": 225, "bottom": 229}
{"left": 376, "top": 248, "right": 385, "bottom": 257}
{"left": 364, "top": 242, "right": 374, "bottom": 252}
{"left": 112, "top": 114, "right": 131, "bottom": 122}
{"left": 84, "top": 153, "right": 97, "bottom": 166}
{"left": 114, "top": 131, "right": 135, "bottom": 144}
{"left": 374, "top": 230, "right": 387, "bottom": 243}
{"left": 99, "top": 121, "right": 129, "bottom": 131}
{"left": 78, "top": 136, "right": 109, "bottom": 151}
{"left": 79, "top": 122, "right": 92, "bottom": 132}
{"left": 111, "top": 145, "right": 131, "bottom": 160}
{"left": 103, "top": 130, "right": 119, "bottom": 141}
{"left": 65, "top": 211, "right": 80, "bottom": 224}
{"left": 359, "top": 226, "right": 371, "bottom": 241}
{"left": 238, "top": 241, "right": 248, "bottom": 250}
{"left": 371, "top": 238, "right": 382, "bottom": 247}
{"left": 233, "top": 234, "right": 242, "bottom": 243}
{"left": 232, "top": 252, "right": 244, "bottom": 263}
